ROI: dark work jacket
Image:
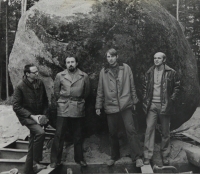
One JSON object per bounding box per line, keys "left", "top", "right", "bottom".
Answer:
{"left": 13, "top": 78, "right": 48, "bottom": 125}
{"left": 142, "top": 65, "right": 180, "bottom": 115}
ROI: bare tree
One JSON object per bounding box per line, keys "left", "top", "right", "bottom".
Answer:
{"left": 21, "top": 0, "right": 27, "bottom": 15}
{"left": 6, "top": 0, "right": 9, "bottom": 99}
{"left": 177, "top": 0, "right": 179, "bottom": 21}
{"left": 0, "top": 0, "right": 2, "bottom": 100}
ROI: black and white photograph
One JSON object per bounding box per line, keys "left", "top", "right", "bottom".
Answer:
{"left": 0, "top": 0, "right": 200, "bottom": 173}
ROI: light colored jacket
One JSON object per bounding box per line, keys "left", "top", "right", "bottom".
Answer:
{"left": 54, "top": 68, "right": 90, "bottom": 117}
{"left": 95, "top": 63, "right": 138, "bottom": 114}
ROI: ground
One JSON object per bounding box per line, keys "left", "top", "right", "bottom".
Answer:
{"left": 0, "top": 105, "right": 200, "bottom": 170}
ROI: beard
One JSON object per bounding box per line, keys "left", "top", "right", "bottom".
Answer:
{"left": 69, "top": 66, "right": 76, "bottom": 72}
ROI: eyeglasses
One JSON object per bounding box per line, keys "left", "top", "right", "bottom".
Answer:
{"left": 29, "top": 71, "right": 38, "bottom": 75}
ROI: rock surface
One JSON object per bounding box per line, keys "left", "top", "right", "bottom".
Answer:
{"left": 8, "top": 0, "right": 200, "bottom": 131}
{"left": 0, "top": 105, "right": 29, "bottom": 148}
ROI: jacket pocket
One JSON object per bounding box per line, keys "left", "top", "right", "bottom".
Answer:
{"left": 57, "top": 100, "right": 68, "bottom": 115}
{"left": 68, "top": 100, "right": 79, "bottom": 116}
{"left": 78, "top": 100, "right": 85, "bottom": 115}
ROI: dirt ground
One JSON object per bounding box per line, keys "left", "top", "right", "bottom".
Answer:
{"left": 0, "top": 105, "right": 200, "bottom": 166}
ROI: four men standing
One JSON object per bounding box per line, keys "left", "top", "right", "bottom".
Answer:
{"left": 12, "top": 50, "right": 180, "bottom": 173}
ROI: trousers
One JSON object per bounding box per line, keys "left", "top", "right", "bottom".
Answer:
{"left": 144, "top": 102, "right": 170, "bottom": 159}
{"left": 107, "top": 108, "right": 143, "bottom": 161}
{"left": 24, "top": 124, "right": 45, "bottom": 174}
{"left": 51, "top": 116, "right": 84, "bottom": 164}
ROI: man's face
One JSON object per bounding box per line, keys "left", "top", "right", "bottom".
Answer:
{"left": 66, "top": 57, "right": 78, "bottom": 72}
{"left": 154, "top": 53, "right": 165, "bottom": 66}
{"left": 27, "top": 66, "right": 39, "bottom": 80}
{"left": 107, "top": 53, "right": 118, "bottom": 66}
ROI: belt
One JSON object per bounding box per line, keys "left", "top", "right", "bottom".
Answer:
{"left": 67, "top": 97, "right": 83, "bottom": 101}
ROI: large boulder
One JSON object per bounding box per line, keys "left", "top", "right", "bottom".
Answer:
{"left": 9, "top": 0, "right": 200, "bottom": 131}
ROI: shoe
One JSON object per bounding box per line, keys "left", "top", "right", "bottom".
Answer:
{"left": 33, "top": 163, "right": 47, "bottom": 173}
{"left": 106, "top": 159, "right": 116, "bottom": 166}
{"left": 163, "top": 158, "right": 169, "bottom": 165}
{"left": 49, "top": 162, "right": 62, "bottom": 168}
{"left": 77, "top": 160, "right": 87, "bottom": 167}
{"left": 144, "top": 158, "right": 150, "bottom": 165}
{"left": 136, "top": 158, "right": 144, "bottom": 167}
{"left": 49, "top": 163, "right": 57, "bottom": 168}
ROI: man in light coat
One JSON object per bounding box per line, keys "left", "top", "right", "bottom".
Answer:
{"left": 95, "top": 48, "right": 143, "bottom": 167}
{"left": 50, "top": 56, "right": 90, "bottom": 168}
{"left": 143, "top": 52, "right": 180, "bottom": 165}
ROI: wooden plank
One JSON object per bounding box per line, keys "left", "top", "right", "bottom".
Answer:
{"left": 0, "top": 148, "right": 27, "bottom": 159}
{"left": 141, "top": 164, "right": 154, "bottom": 173}
{"left": 38, "top": 165, "right": 55, "bottom": 174}
{"left": 45, "top": 128, "right": 56, "bottom": 134}
{"left": 15, "top": 140, "right": 29, "bottom": 149}
{"left": 19, "top": 155, "right": 27, "bottom": 161}
{"left": 45, "top": 132, "right": 55, "bottom": 138}
{"left": 0, "top": 159, "right": 25, "bottom": 173}
{"left": 57, "top": 163, "right": 141, "bottom": 174}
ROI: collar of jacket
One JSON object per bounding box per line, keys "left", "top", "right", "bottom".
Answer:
{"left": 61, "top": 68, "right": 85, "bottom": 84}
{"left": 61, "top": 68, "right": 84, "bottom": 76}
{"left": 22, "top": 77, "right": 40, "bottom": 90}
{"left": 104, "top": 62, "right": 124, "bottom": 73}
{"left": 147, "top": 64, "right": 173, "bottom": 74}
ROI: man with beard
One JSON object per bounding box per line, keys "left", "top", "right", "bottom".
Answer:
{"left": 143, "top": 52, "right": 180, "bottom": 165}
{"left": 50, "top": 56, "right": 90, "bottom": 168}
{"left": 13, "top": 64, "right": 49, "bottom": 174}
{"left": 95, "top": 48, "right": 144, "bottom": 167}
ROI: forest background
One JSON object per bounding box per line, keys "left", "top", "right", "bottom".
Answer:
{"left": 0, "top": 0, "right": 200, "bottom": 101}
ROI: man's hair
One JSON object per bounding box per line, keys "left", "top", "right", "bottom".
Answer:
{"left": 24, "top": 64, "right": 36, "bottom": 77}
{"left": 106, "top": 48, "right": 118, "bottom": 57}
{"left": 162, "top": 53, "right": 167, "bottom": 60}
{"left": 154, "top": 52, "right": 167, "bottom": 60}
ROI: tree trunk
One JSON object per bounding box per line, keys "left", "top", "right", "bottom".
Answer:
{"left": 176, "top": 0, "right": 179, "bottom": 21}
{"left": 21, "top": 0, "right": 27, "bottom": 15}
{"left": 0, "top": 0, "right": 2, "bottom": 100}
{"left": 5, "top": 0, "right": 9, "bottom": 99}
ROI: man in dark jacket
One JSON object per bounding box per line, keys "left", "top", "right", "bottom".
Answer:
{"left": 13, "top": 64, "right": 49, "bottom": 174}
{"left": 143, "top": 52, "right": 180, "bottom": 165}
{"left": 96, "top": 48, "right": 143, "bottom": 167}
